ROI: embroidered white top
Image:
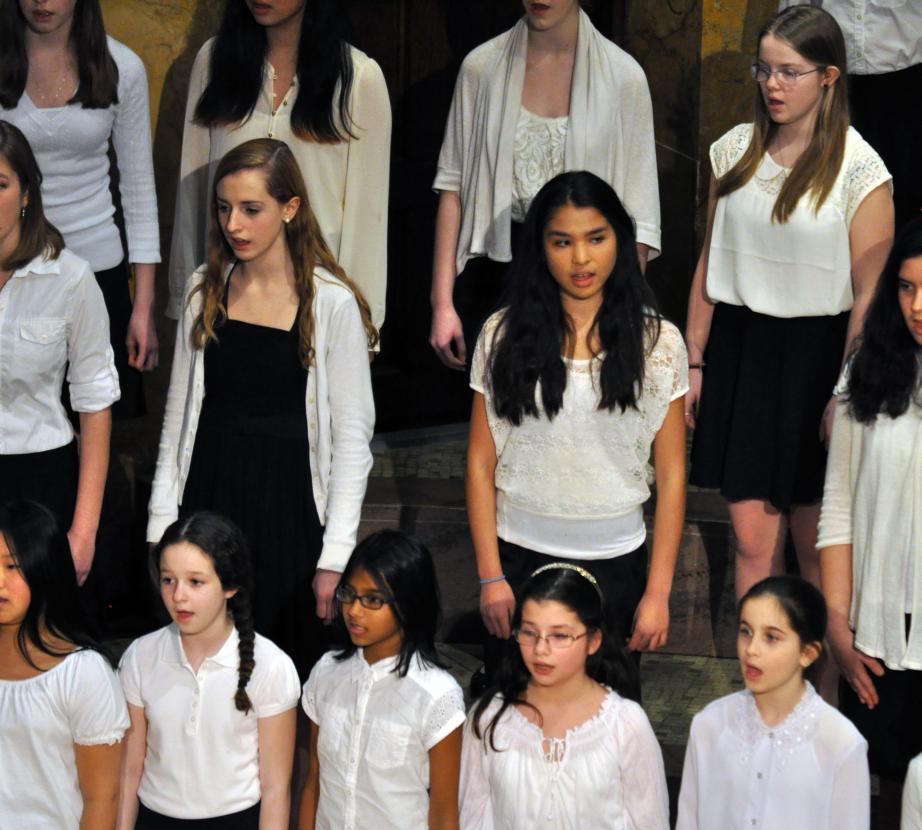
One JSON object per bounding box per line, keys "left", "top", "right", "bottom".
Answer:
{"left": 706, "top": 123, "right": 891, "bottom": 318}
{"left": 459, "top": 689, "right": 669, "bottom": 829}
{"left": 302, "top": 650, "right": 466, "bottom": 830}
{"left": 168, "top": 40, "right": 391, "bottom": 328}
{"left": 0, "top": 650, "right": 128, "bottom": 830}
{"left": 0, "top": 249, "right": 119, "bottom": 455}
{"left": 1, "top": 39, "right": 160, "bottom": 271}
{"left": 119, "top": 624, "right": 300, "bottom": 820}
{"left": 511, "top": 107, "right": 568, "bottom": 222}
{"left": 817, "top": 393, "right": 922, "bottom": 669}
{"left": 676, "top": 684, "right": 870, "bottom": 830}
{"left": 470, "top": 313, "right": 687, "bottom": 558}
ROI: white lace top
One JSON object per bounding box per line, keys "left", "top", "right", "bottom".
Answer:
{"left": 0, "top": 650, "right": 128, "bottom": 829}
{"left": 511, "top": 107, "right": 569, "bottom": 222}
{"left": 677, "top": 683, "right": 870, "bottom": 830}
{"left": 460, "top": 689, "right": 670, "bottom": 829}
{"left": 303, "top": 650, "right": 466, "bottom": 830}
{"left": 706, "top": 123, "right": 891, "bottom": 318}
{"left": 471, "top": 313, "right": 688, "bottom": 558}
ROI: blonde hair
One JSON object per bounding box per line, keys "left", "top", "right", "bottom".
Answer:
{"left": 715, "top": 6, "right": 849, "bottom": 223}
{"left": 190, "top": 138, "right": 378, "bottom": 364}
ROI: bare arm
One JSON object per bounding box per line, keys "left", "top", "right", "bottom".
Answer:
{"left": 636, "top": 243, "right": 650, "bottom": 273}
{"left": 629, "top": 397, "right": 686, "bottom": 652}
{"left": 258, "top": 709, "right": 297, "bottom": 830}
{"left": 297, "top": 719, "right": 321, "bottom": 830}
{"left": 69, "top": 408, "right": 111, "bottom": 584}
{"left": 126, "top": 263, "right": 159, "bottom": 372}
{"left": 428, "top": 727, "right": 462, "bottom": 830}
{"left": 430, "top": 190, "right": 466, "bottom": 370}
{"left": 76, "top": 741, "right": 123, "bottom": 830}
{"left": 116, "top": 703, "right": 147, "bottom": 830}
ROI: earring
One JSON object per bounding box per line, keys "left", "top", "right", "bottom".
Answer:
{"left": 20, "top": 207, "right": 26, "bottom": 218}
{"left": 283, "top": 217, "right": 291, "bottom": 225}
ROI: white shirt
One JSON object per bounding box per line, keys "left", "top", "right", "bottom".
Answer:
{"left": 511, "top": 107, "right": 568, "bottom": 223}
{"left": 778, "top": 1, "right": 922, "bottom": 74}
{"left": 147, "top": 265, "right": 374, "bottom": 571}
{"left": 303, "top": 650, "right": 466, "bottom": 830}
{"left": 0, "top": 649, "right": 128, "bottom": 830}
{"left": 460, "top": 689, "right": 669, "bottom": 829}
{"left": 471, "top": 314, "right": 687, "bottom": 559}
{"left": 168, "top": 41, "right": 391, "bottom": 328}
{"left": 434, "top": 10, "right": 661, "bottom": 273}
{"left": 818, "top": 393, "right": 922, "bottom": 669}
{"left": 903, "top": 754, "right": 922, "bottom": 830}
{"left": 1, "top": 39, "right": 160, "bottom": 271}
{"left": 0, "top": 249, "right": 119, "bottom": 455}
{"left": 706, "top": 123, "right": 891, "bottom": 319}
{"left": 119, "top": 624, "right": 300, "bottom": 819}
{"left": 677, "top": 684, "right": 870, "bottom": 830}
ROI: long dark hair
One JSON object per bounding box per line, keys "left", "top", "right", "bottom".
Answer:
{"left": 472, "top": 566, "right": 640, "bottom": 751}
{"left": 0, "top": 0, "right": 119, "bottom": 109}
{"left": 488, "top": 171, "right": 661, "bottom": 425}
{"left": 153, "top": 512, "right": 257, "bottom": 714}
{"left": 334, "top": 529, "right": 445, "bottom": 677}
{"left": 0, "top": 500, "right": 113, "bottom": 670}
{"left": 194, "top": 0, "right": 355, "bottom": 143}
{"left": 846, "top": 217, "right": 922, "bottom": 423}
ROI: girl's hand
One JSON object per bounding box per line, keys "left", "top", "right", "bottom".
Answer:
{"left": 312, "top": 569, "right": 341, "bottom": 623}
{"left": 828, "top": 624, "right": 884, "bottom": 708}
{"left": 684, "top": 369, "right": 703, "bottom": 429}
{"left": 67, "top": 528, "right": 96, "bottom": 585}
{"left": 126, "top": 304, "right": 159, "bottom": 371}
{"left": 819, "top": 395, "right": 837, "bottom": 445}
{"left": 480, "top": 580, "right": 515, "bottom": 639}
{"left": 429, "top": 304, "right": 467, "bottom": 370}
{"left": 628, "top": 593, "right": 669, "bottom": 652}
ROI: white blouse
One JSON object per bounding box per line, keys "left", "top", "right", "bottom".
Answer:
{"left": 818, "top": 392, "right": 922, "bottom": 669}
{"left": 470, "top": 314, "right": 687, "bottom": 558}
{"left": 706, "top": 123, "right": 891, "bottom": 318}
{"left": 119, "top": 624, "right": 300, "bottom": 819}
{"left": 511, "top": 107, "right": 568, "bottom": 223}
{"left": 677, "top": 684, "right": 870, "bottom": 830}
{"left": 903, "top": 753, "right": 922, "bottom": 830}
{"left": 1, "top": 38, "right": 160, "bottom": 271}
{"left": 0, "top": 649, "right": 128, "bottom": 830}
{"left": 168, "top": 40, "right": 391, "bottom": 328}
{"left": 460, "top": 689, "right": 670, "bottom": 829}
{"left": 303, "top": 650, "right": 466, "bottom": 830}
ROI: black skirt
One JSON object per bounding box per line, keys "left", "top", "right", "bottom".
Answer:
{"left": 136, "top": 802, "right": 259, "bottom": 829}
{"left": 689, "top": 303, "right": 848, "bottom": 510}
{"left": 0, "top": 442, "right": 78, "bottom": 530}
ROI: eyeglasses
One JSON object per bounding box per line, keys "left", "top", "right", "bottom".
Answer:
{"left": 750, "top": 63, "right": 825, "bottom": 88}
{"left": 514, "top": 628, "right": 589, "bottom": 650}
{"left": 334, "top": 585, "right": 392, "bottom": 610}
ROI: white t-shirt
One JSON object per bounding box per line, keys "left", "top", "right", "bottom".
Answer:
{"left": 119, "top": 624, "right": 300, "bottom": 819}
{"left": 460, "top": 689, "right": 670, "bottom": 829}
{"left": 706, "top": 123, "right": 891, "bottom": 318}
{"left": 677, "top": 684, "right": 870, "bottom": 830}
{"left": 0, "top": 649, "right": 128, "bottom": 830}
{"left": 302, "top": 650, "right": 466, "bottom": 830}
{"left": 471, "top": 313, "right": 688, "bottom": 558}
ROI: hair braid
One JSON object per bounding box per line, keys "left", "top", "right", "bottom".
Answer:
{"left": 231, "top": 590, "right": 256, "bottom": 714}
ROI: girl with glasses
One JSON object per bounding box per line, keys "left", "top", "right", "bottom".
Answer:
{"left": 460, "top": 563, "right": 669, "bottom": 829}
{"left": 300, "top": 530, "right": 466, "bottom": 830}
{"left": 685, "top": 5, "right": 894, "bottom": 604}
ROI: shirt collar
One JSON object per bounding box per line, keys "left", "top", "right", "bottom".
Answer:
{"left": 162, "top": 623, "right": 241, "bottom": 669}
{"left": 349, "top": 649, "right": 400, "bottom": 683}
{"left": 12, "top": 251, "right": 62, "bottom": 280}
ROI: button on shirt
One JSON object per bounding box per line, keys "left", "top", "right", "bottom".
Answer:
{"left": 302, "top": 650, "right": 466, "bottom": 830}
{"left": 119, "top": 624, "right": 300, "bottom": 820}
{"left": 0, "top": 249, "right": 119, "bottom": 454}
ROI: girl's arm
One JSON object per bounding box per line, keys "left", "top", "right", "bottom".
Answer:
{"left": 76, "top": 741, "right": 123, "bottom": 830}
{"left": 430, "top": 190, "right": 466, "bottom": 370}
{"left": 69, "top": 408, "right": 111, "bottom": 585}
{"left": 618, "top": 703, "right": 670, "bottom": 830}
{"left": 116, "top": 703, "right": 147, "bottom": 830}
{"left": 428, "top": 726, "right": 462, "bottom": 830}
{"left": 297, "top": 719, "right": 321, "bottom": 830}
{"left": 467, "top": 392, "right": 514, "bottom": 639}
{"left": 827, "top": 739, "right": 871, "bottom": 830}
{"left": 257, "top": 709, "right": 297, "bottom": 830}
{"left": 126, "top": 263, "right": 158, "bottom": 371}
{"left": 628, "top": 396, "right": 685, "bottom": 652}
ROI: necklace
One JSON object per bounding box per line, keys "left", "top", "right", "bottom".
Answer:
{"left": 29, "top": 57, "right": 77, "bottom": 108}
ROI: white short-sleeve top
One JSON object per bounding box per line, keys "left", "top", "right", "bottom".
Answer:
{"left": 0, "top": 649, "right": 128, "bottom": 830}
{"left": 459, "top": 689, "right": 670, "bottom": 829}
{"left": 302, "top": 650, "right": 466, "bottom": 830}
{"left": 470, "top": 313, "right": 688, "bottom": 559}
{"left": 676, "top": 684, "right": 870, "bottom": 830}
{"left": 119, "top": 624, "right": 300, "bottom": 820}
{"left": 706, "top": 123, "right": 891, "bottom": 318}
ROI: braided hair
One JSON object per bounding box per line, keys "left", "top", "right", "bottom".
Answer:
{"left": 152, "top": 511, "right": 257, "bottom": 713}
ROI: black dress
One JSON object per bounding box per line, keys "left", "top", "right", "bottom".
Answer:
{"left": 180, "top": 305, "right": 327, "bottom": 679}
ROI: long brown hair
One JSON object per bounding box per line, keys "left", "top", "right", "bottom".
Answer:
{"left": 0, "top": 120, "right": 64, "bottom": 271}
{"left": 715, "top": 6, "right": 849, "bottom": 223}
{"left": 190, "top": 138, "right": 378, "bottom": 365}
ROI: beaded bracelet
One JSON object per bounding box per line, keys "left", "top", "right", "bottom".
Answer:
{"left": 479, "top": 574, "right": 507, "bottom": 585}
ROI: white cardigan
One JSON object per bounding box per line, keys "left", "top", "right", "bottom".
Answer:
{"left": 148, "top": 265, "right": 374, "bottom": 572}
{"left": 434, "top": 10, "right": 661, "bottom": 274}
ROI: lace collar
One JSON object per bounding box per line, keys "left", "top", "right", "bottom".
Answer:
{"left": 731, "top": 682, "right": 821, "bottom": 766}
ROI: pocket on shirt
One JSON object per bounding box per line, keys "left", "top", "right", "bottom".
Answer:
{"left": 317, "top": 704, "right": 348, "bottom": 766}
{"left": 16, "top": 317, "right": 67, "bottom": 374}
{"left": 366, "top": 720, "right": 412, "bottom": 769}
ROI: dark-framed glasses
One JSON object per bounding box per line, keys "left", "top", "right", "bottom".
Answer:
{"left": 750, "top": 63, "right": 825, "bottom": 88}
{"left": 514, "top": 628, "right": 589, "bottom": 650}
{"left": 334, "top": 585, "right": 392, "bottom": 610}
